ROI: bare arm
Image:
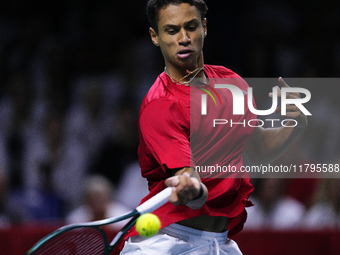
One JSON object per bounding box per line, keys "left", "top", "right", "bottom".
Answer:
{"left": 245, "top": 77, "right": 308, "bottom": 164}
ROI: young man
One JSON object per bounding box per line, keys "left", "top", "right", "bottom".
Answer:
{"left": 120, "top": 0, "right": 307, "bottom": 254}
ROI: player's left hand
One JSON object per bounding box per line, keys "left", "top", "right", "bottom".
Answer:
{"left": 269, "top": 77, "right": 308, "bottom": 129}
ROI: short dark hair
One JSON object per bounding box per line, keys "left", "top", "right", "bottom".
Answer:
{"left": 147, "top": 0, "right": 208, "bottom": 34}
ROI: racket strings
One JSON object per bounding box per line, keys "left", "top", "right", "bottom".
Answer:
{"left": 33, "top": 227, "right": 108, "bottom": 255}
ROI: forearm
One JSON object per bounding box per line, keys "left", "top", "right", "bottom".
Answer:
{"left": 246, "top": 122, "right": 306, "bottom": 164}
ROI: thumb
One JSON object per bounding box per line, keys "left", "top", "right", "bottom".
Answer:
{"left": 269, "top": 86, "right": 281, "bottom": 98}
{"left": 278, "top": 77, "right": 290, "bottom": 88}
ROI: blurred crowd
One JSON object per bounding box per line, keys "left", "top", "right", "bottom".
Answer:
{"left": 0, "top": 0, "right": 340, "bottom": 230}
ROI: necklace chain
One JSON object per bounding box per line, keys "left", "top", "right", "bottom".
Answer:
{"left": 164, "top": 66, "right": 205, "bottom": 86}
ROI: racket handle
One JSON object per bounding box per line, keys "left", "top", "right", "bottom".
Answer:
{"left": 136, "top": 187, "right": 172, "bottom": 214}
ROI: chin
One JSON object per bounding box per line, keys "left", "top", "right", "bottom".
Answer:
{"left": 178, "top": 59, "right": 197, "bottom": 68}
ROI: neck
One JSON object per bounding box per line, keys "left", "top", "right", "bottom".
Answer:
{"left": 165, "top": 65, "right": 206, "bottom": 86}
{"left": 166, "top": 51, "right": 205, "bottom": 81}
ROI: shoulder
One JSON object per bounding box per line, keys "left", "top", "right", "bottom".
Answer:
{"left": 138, "top": 96, "right": 189, "bottom": 137}
{"left": 140, "top": 73, "right": 187, "bottom": 119}
{"left": 205, "top": 64, "right": 250, "bottom": 91}
{"left": 141, "top": 97, "right": 182, "bottom": 115}
{"left": 139, "top": 97, "right": 188, "bottom": 127}
{"left": 204, "top": 64, "right": 242, "bottom": 78}
{"left": 141, "top": 72, "right": 173, "bottom": 106}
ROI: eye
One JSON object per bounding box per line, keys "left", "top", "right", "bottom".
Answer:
{"left": 188, "top": 26, "right": 197, "bottom": 31}
{"left": 167, "top": 29, "right": 176, "bottom": 35}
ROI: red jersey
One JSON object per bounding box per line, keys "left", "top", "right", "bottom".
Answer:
{"left": 124, "top": 65, "right": 256, "bottom": 243}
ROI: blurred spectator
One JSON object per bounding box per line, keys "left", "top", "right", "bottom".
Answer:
{"left": 285, "top": 178, "right": 319, "bottom": 212}
{"left": 0, "top": 166, "right": 10, "bottom": 227}
{"left": 66, "top": 174, "right": 129, "bottom": 230}
{"left": 0, "top": 70, "right": 36, "bottom": 191}
{"left": 23, "top": 110, "right": 88, "bottom": 217}
{"left": 276, "top": 137, "right": 321, "bottom": 210}
{"left": 88, "top": 97, "right": 139, "bottom": 186}
{"left": 245, "top": 178, "right": 305, "bottom": 230}
{"left": 301, "top": 171, "right": 340, "bottom": 230}
{"left": 245, "top": 138, "right": 316, "bottom": 230}
{"left": 65, "top": 75, "right": 118, "bottom": 163}
{"left": 115, "top": 161, "right": 149, "bottom": 210}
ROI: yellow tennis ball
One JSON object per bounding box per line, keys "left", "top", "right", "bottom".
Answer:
{"left": 136, "top": 213, "right": 161, "bottom": 237}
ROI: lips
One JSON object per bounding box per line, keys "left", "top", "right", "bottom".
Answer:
{"left": 177, "top": 49, "right": 194, "bottom": 59}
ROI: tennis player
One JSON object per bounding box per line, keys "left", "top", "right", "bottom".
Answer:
{"left": 120, "top": 0, "right": 307, "bottom": 254}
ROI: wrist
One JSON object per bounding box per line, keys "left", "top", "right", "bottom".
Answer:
{"left": 185, "top": 182, "right": 208, "bottom": 210}
{"left": 193, "top": 183, "right": 204, "bottom": 200}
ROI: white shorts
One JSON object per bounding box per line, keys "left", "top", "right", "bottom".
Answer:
{"left": 120, "top": 223, "right": 243, "bottom": 255}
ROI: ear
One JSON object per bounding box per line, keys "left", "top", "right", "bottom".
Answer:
{"left": 149, "top": 27, "right": 159, "bottom": 47}
{"left": 203, "top": 18, "right": 207, "bottom": 38}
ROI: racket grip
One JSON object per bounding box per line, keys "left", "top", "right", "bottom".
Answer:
{"left": 136, "top": 187, "right": 172, "bottom": 214}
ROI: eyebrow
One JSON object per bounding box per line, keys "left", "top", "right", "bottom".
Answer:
{"left": 162, "top": 18, "right": 200, "bottom": 30}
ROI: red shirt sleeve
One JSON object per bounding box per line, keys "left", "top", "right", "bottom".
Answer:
{"left": 139, "top": 98, "right": 194, "bottom": 172}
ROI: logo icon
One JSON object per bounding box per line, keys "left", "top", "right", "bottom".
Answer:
{"left": 198, "top": 86, "right": 222, "bottom": 106}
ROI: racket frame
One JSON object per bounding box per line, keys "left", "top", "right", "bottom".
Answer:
{"left": 27, "top": 187, "right": 172, "bottom": 255}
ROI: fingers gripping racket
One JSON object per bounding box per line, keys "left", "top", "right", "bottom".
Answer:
{"left": 27, "top": 187, "right": 172, "bottom": 255}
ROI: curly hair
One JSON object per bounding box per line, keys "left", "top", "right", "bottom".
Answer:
{"left": 147, "top": 0, "right": 208, "bottom": 34}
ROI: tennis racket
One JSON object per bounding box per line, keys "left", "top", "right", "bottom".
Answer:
{"left": 27, "top": 187, "right": 172, "bottom": 255}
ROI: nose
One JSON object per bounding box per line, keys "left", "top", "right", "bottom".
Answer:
{"left": 178, "top": 29, "right": 191, "bottom": 45}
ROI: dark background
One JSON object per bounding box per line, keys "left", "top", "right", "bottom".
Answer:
{"left": 0, "top": 1, "right": 340, "bottom": 253}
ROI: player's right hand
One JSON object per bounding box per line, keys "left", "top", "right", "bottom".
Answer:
{"left": 164, "top": 172, "right": 201, "bottom": 206}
